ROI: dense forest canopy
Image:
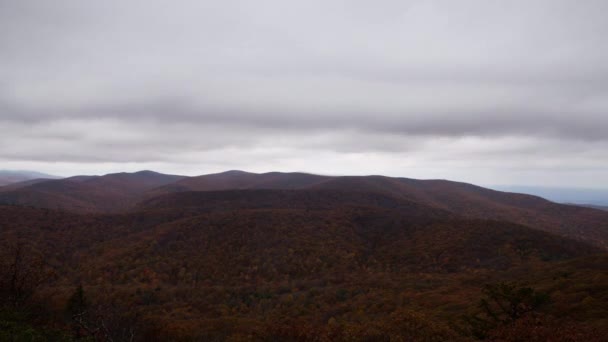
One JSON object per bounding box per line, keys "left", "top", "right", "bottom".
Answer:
{"left": 0, "top": 171, "right": 606, "bottom": 340}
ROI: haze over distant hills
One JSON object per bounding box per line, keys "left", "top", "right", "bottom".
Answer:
{"left": 0, "top": 170, "right": 60, "bottom": 186}
{"left": 491, "top": 185, "right": 608, "bottom": 207}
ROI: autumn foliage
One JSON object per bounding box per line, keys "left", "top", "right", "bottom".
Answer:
{"left": 0, "top": 172, "right": 606, "bottom": 340}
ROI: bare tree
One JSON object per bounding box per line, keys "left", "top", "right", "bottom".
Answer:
{"left": 67, "top": 285, "right": 139, "bottom": 342}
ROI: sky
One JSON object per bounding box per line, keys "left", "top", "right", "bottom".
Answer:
{"left": 1, "top": 0, "right": 607, "bottom": 187}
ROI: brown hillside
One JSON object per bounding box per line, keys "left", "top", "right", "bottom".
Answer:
{"left": 309, "top": 176, "right": 608, "bottom": 249}
{"left": 0, "top": 199, "right": 605, "bottom": 340}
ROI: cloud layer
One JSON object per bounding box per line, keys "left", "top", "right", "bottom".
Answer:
{"left": 1, "top": 0, "right": 607, "bottom": 186}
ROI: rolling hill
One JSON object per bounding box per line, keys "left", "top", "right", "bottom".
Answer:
{"left": 1, "top": 170, "right": 607, "bottom": 250}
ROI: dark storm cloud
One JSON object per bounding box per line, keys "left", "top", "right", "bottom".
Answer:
{"left": 0, "top": 0, "right": 607, "bottom": 185}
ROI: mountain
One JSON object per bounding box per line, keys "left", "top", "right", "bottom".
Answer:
{"left": 2, "top": 170, "right": 608, "bottom": 249}
{"left": 0, "top": 170, "right": 186, "bottom": 212}
{"left": 307, "top": 176, "right": 608, "bottom": 249}
{"left": 0, "top": 170, "right": 60, "bottom": 186}
{"left": 148, "top": 171, "right": 608, "bottom": 249}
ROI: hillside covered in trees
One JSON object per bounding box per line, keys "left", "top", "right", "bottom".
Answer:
{"left": 0, "top": 171, "right": 606, "bottom": 341}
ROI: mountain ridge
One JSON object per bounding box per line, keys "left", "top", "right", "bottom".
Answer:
{"left": 1, "top": 170, "right": 607, "bottom": 248}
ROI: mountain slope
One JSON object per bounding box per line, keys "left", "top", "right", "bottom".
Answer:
{"left": 0, "top": 178, "right": 57, "bottom": 192}
{"left": 148, "top": 172, "right": 608, "bottom": 249}
{"left": 308, "top": 176, "right": 608, "bottom": 249}
{"left": 0, "top": 170, "right": 186, "bottom": 212}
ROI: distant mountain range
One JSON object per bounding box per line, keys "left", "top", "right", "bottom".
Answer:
{"left": 1, "top": 169, "right": 607, "bottom": 249}
{"left": 491, "top": 185, "right": 608, "bottom": 206}
{"left": 0, "top": 170, "right": 60, "bottom": 186}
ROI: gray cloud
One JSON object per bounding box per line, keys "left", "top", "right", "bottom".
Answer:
{"left": 0, "top": 0, "right": 607, "bottom": 186}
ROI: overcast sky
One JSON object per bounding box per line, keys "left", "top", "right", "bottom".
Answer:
{"left": 1, "top": 0, "right": 607, "bottom": 187}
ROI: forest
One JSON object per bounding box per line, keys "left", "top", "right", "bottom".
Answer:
{"left": 0, "top": 172, "right": 606, "bottom": 341}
